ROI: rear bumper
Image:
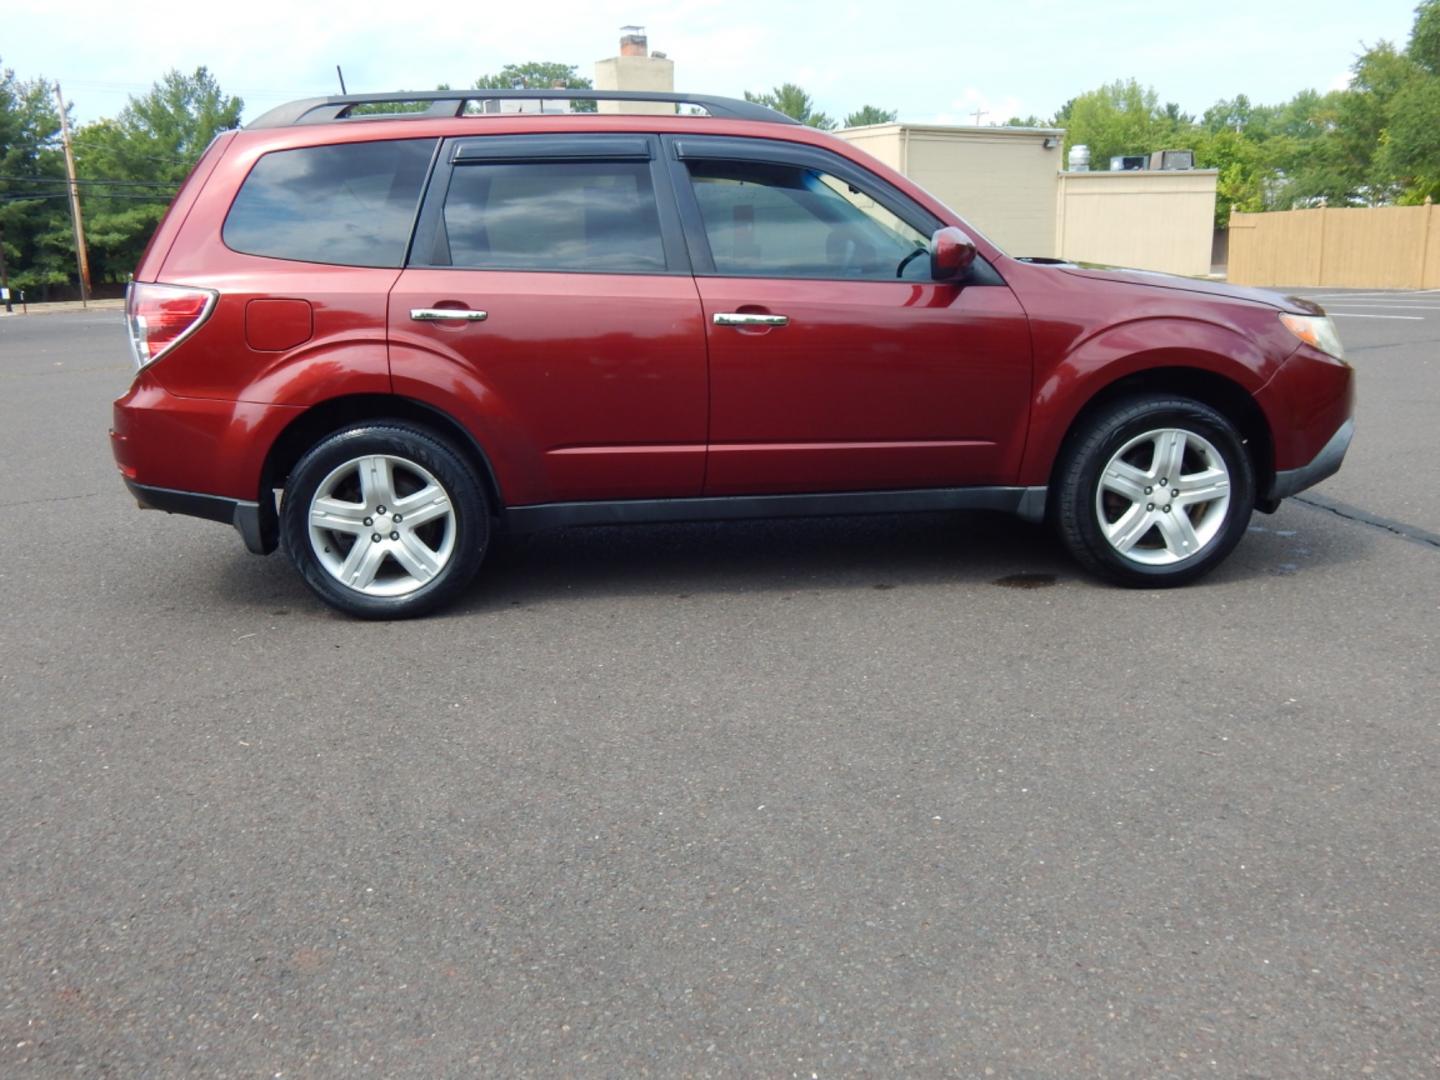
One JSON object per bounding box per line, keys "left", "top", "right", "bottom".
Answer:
{"left": 1265, "top": 416, "right": 1353, "bottom": 502}
{"left": 123, "top": 479, "right": 271, "bottom": 554}
{"left": 112, "top": 370, "right": 296, "bottom": 554}
{"left": 112, "top": 374, "right": 293, "bottom": 496}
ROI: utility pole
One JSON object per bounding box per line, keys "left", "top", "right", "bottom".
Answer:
{"left": 970, "top": 107, "right": 989, "bottom": 126}
{"left": 54, "top": 82, "right": 92, "bottom": 306}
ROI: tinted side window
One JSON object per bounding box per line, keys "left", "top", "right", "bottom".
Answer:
{"left": 686, "top": 160, "right": 931, "bottom": 281}
{"left": 223, "top": 139, "right": 435, "bottom": 267}
{"left": 440, "top": 161, "right": 665, "bottom": 273}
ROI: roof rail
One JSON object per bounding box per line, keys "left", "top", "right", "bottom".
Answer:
{"left": 246, "top": 90, "right": 799, "bottom": 129}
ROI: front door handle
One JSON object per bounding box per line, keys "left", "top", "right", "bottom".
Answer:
{"left": 411, "top": 308, "right": 488, "bottom": 323}
{"left": 714, "top": 312, "right": 789, "bottom": 328}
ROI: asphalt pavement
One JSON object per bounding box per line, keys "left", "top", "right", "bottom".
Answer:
{"left": 1, "top": 297, "right": 1436, "bottom": 1078}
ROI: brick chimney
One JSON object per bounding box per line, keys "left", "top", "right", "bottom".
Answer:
{"left": 619, "top": 25, "right": 647, "bottom": 57}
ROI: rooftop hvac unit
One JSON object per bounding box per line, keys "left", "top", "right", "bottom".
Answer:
{"left": 1109, "top": 155, "right": 1147, "bottom": 171}
{"left": 1149, "top": 149, "right": 1195, "bottom": 171}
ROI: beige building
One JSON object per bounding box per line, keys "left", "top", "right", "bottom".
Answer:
{"left": 1054, "top": 169, "right": 1219, "bottom": 276}
{"left": 839, "top": 123, "right": 1218, "bottom": 275}
{"left": 840, "top": 123, "right": 1064, "bottom": 258}
{"left": 593, "top": 28, "right": 675, "bottom": 115}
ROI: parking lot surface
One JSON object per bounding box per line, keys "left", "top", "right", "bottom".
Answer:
{"left": 1, "top": 295, "right": 1436, "bottom": 1077}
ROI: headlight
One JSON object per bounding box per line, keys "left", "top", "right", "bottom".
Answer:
{"left": 1279, "top": 313, "right": 1345, "bottom": 362}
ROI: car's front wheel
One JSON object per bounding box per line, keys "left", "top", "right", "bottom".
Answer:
{"left": 1054, "top": 395, "right": 1255, "bottom": 587}
{"left": 280, "top": 423, "right": 489, "bottom": 618}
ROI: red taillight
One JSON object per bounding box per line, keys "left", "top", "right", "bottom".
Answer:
{"left": 125, "top": 281, "right": 217, "bottom": 371}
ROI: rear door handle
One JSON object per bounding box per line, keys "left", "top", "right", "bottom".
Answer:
{"left": 411, "top": 308, "right": 488, "bottom": 323}
{"left": 714, "top": 312, "right": 789, "bottom": 328}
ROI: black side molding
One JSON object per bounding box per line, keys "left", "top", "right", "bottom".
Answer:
{"left": 506, "top": 486, "right": 1049, "bottom": 535}
{"left": 122, "top": 478, "right": 1051, "bottom": 551}
{"left": 123, "top": 479, "right": 275, "bottom": 555}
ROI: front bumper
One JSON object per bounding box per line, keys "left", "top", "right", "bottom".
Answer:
{"left": 123, "top": 479, "right": 272, "bottom": 554}
{"left": 1266, "top": 417, "right": 1354, "bottom": 502}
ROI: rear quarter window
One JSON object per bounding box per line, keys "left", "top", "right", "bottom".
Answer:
{"left": 223, "top": 139, "right": 436, "bottom": 267}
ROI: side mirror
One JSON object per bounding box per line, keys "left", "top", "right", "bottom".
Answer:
{"left": 930, "top": 226, "right": 977, "bottom": 281}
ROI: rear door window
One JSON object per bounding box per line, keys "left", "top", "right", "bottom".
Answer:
{"left": 433, "top": 160, "right": 667, "bottom": 273}
{"left": 223, "top": 139, "right": 436, "bottom": 267}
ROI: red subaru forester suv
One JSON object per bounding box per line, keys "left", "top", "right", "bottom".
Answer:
{"left": 112, "top": 90, "right": 1354, "bottom": 618}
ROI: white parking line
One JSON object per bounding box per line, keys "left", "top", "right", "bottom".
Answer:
{"left": 1317, "top": 303, "right": 1440, "bottom": 309}
{"left": 1304, "top": 290, "right": 1440, "bottom": 300}
{"left": 1329, "top": 313, "right": 1424, "bottom": 320}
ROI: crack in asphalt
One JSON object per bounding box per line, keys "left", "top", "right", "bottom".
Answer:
{"left": 1346, "top": 337, "right": 1440, "bottom": 355}
{"left": 1294, "top": 493, "right": 1440, "bottom": 551}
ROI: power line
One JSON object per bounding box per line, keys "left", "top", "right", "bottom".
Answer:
{"left": 0, "top": 192, "right": 172, "bottom": 203}
{"left": 0, "top": 175, "right": 180, "bottom": 188}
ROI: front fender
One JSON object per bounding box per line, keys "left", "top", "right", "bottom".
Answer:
{"left": 1018, "top": 317, "right": 1284, "bottom": 486}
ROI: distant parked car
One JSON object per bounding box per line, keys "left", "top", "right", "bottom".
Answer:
{"left": 112, "top": 90, "right": 1354, "bottom": 618}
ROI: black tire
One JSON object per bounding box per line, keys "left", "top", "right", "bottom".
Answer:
{"left": 280, "top": 423, "right": 490, "bottom": 618}
{"left": 1054, "top": 395, "right": 1255, "bottom": 588}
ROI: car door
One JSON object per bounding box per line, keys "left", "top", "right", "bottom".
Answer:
{"left": 666, "top": 135, "right": 1032, "bottom": 496}
{"left": 388, "top": 134, "right": 707, "bottom": 506}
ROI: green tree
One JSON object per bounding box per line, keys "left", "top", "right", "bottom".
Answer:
{"left": 1161, "top": 102, "right": 1195, "bottom": 130}
{"left": 1410, "top": 0, "right": 1440, "bottom": 73}
{"left": 0, "top": 62, "right": 70, "bottom": 292}
{"left": 842, "top": 104, "right": 897, "bottom": 127}
{"left": 474, "top": 62, "right": 596, "bottom": 112}
{"left": 1334, "top": 41, "right": 1420, "bottom": 202}
{"left": 1378, "top": 70, "right": 1440, "bottom": 201}
{"left": 1061, "top": 79, "right": 1187, "bottom": 165}
{"left": 1193, "top": 127, "right": 1268, "bottom": 226}
{"left": 1203, "top": 94, "right": 1260, "bottom": 134}
{"left": 73, "top": 68, "right": 242, "bottom": 283}
{"left": 744, "top": 84, "right": 835, "bottom": 130}
{"left": 1376, "top": 2, "right": 1440, "bottom": 201}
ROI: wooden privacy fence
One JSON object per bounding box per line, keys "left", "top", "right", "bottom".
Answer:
{"left": 1228, "top": 203, "right": 1440, "bottom": 289}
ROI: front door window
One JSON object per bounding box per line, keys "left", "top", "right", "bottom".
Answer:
{"left": 686, "top": 160, "right": 932, "bottom": 281}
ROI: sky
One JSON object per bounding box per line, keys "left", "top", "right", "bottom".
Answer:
{"left": 1, "top": 0, "right": 1423, "bottom": 128}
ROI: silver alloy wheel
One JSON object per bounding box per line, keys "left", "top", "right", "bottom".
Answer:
{"left": 307, "top": 454, "right": 456, "bottom": 597}
{"left": 1095, "top": 427, "right": 1232, "bottom": 566}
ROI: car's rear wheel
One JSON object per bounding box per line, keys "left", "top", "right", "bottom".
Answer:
{"left": 280, "top": 423, "right": 489, "bottom": 618}
{"left": 1054, "top": 395, "right": 1255, "bottom": 587}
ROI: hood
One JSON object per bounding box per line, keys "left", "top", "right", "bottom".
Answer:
{"left": 1013, "top": 258, "right": 1324, "bottom": 316}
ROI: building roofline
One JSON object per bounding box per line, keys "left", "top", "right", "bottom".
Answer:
{"left": 1058, "top": 168, "right": 1220, "bottom": 176}
{"left": 838, "top": 122, "right": 1067, "bottom": 137}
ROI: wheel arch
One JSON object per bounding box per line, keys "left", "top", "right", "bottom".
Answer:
{"left": 1042, "top": 366, "right": 1275, "bottom": 515}
{"left": 252, "top": 394, "right": 506, "bottom": 553}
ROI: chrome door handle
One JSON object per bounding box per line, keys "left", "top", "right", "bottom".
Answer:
{"left": 410, "top": 308, "right": 488, "bottom": 323}
{"left": 714, "top": 312, "right": 789, "bottom": 328}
